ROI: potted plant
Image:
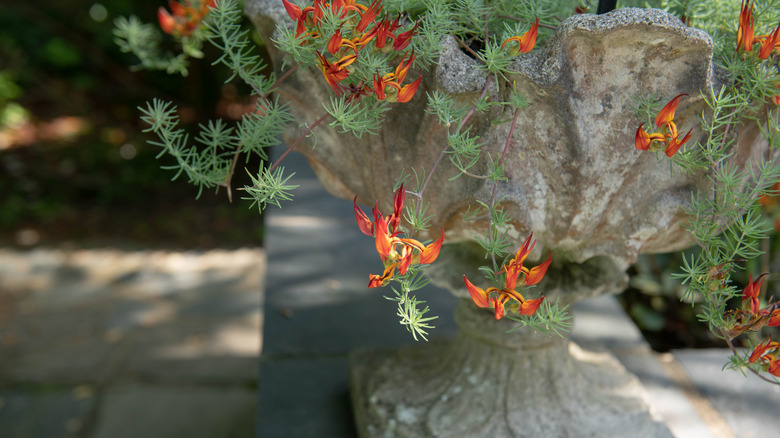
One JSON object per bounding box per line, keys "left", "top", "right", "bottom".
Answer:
{"left": 115, "top": 0, "right": 780, "bottom": 436}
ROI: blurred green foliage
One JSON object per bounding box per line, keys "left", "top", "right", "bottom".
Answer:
{"left": 0, "top": 0, "right": 263, "bottom": 248}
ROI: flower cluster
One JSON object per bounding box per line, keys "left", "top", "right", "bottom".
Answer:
{"left": 749, "top": 338, "right": 780, "bottom": 377}
{"left": 737, "top": 1, "right": 780, "bottom": 104}
{"left": 634, "top": 93, "right": 693, "bottom": 158}
{"left": 283, "top": 0, "right": 421, "bottom": 102}
{"left": 158, "top": 0, "right": 216, "bottom": 37}
{"left": 500, "top": 19, "right": 539, "bottom": 55}
{"left": 354, "top": 186, "right": 444, "bottom": 288}
{"left": 463, "top": 234, "right": 551, "bottom": 320}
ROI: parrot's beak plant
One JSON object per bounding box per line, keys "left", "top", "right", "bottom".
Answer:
{"left": 114, "top": 0, "right": 780, "bottom": 384}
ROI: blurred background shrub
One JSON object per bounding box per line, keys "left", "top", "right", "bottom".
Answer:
{"left": 0, "top": 0, "right": 264, "bottom": 249}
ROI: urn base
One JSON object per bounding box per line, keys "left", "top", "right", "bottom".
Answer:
{"left": 350, "top": 301, "right": 673, "bottom": 438}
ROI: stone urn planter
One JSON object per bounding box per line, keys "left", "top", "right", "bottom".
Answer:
{"left": 247, "top": 2, "right": 767, "bottom": 437}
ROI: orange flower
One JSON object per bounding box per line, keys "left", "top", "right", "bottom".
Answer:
{"left": 769, "top": 359, "right": 780, "bottom": 377}
{"left": 463, "top": 234, "right": 551, "bottom": 320}
{"left": 393, "top": 22, "right": 420, "bottom": 51}
{"left": 655, "top": 94, "right": 685, "bottom": 127}
{"left": 767, "top": 307, "right": 780, "bottom": 327}
{"left": 520, "top": 297, "right": 545, "bottom": 316}
{"left": 664, "top": 122, "right": 694, "bottom": 158}
{"left": 283, "top": 0, "right": 328, "bottom": 37}
{"left": 634, "top": 123, "right": 666, "bottom": 151}
{"left": 737, "top": 1, "right": 756, "bottom": 52}
{"left": 356, "top": 0, "right": 383, "bottom": 33}
{"left": 501, "top": 18, "right": 539, "bottom": 55}
{"left": 331, "top": 0, "right": 367, "bottom": 15}
{"left": 749, "top": 338, "right": 780, "bottom": 377}
{"left": 373, "top": 52, "right": 422, "bottom": 103}
{"left": 371, "top": 15, "right": 402, "bottom": 49}
{"left": 316, "top": 51, "right": 357, "bottom": 95}
{"left": 158, "top": 0, "right": 216, "bottom": 36}
{"left": 282, "top": 0, "right": 303, "bottom": 21}
{"left": 757, "top": 22, "right": 780, "bottom": 59}
{"left": 354, "top": 183, "right": 405, "bottom": 237}
{"left": 742, "top": 273, "right": 768, "bottom": 314}
{"left": 749, "top": 338, "right": 779, "bottom": 363}
{"left": 634, "top": 94, "right": 693, "bottom": 157}
{"left": 355, "top": 186, "right": 444, "bottom": 288}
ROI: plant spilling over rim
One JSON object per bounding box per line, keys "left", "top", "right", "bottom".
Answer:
{"left": 116, "top": 0, "right": 780, "bottom": 383}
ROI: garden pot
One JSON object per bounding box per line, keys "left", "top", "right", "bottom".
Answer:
{"left": 247, "top": 3, "right": 767, "bottom": 436}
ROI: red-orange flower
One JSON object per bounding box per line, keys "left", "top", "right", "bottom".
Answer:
{"left": 766, "top": 307, "right": 780, "bottom": 327}
{"left": 655, "top": 94, "right": 685, "bottom": 127}
{"left": 393, "top": 22, "right": 420, "bottom": 51}
{"left": 750, "top": 338, "right": 779, "bottom": 363}
{"left": 742, "top": 273, "right": 769, "bottom": 314}
{"left": 664, "top": 123, "right": 694, "bottom": 157}
{"left": 373, "top": 52, "right": 422, "bottom": 103}
{"left": 356, "top": 0, "right": 383, "bottom": 33}
{"left": 634, "top": 94, "right": 693, "bottom": 157}
{"left": 316, "top": 51, "right": 356, "bottom": 94}
{"left": 501, "top": 19, "right": 539, "bottom": 55}
{"left": 757, "top": 22, "right": 780, "bottom": 59}
{"left": 283, "top": 0, "right": 329, "bottom": 37}
{"left": 463, "top": 234, "right": 551, "bottom": 320}
{"left": 737, "top": 1, "right": 756, "bottom": 52}
{"left": 158, "top": 0, "right": 216, "bottom": 37}
{"left": 282, "top": 0, "right": 303, "bottom": 21}
{"left": 769, "top": 359, "right": 780, "bottom": 377}
{"left": 327, "top": 28, "right": 344, "bottom": 54}
{"left": 354, "top": 186, "right": 444, "bottom": 288}
{"left": 371, "top": 15, "right": 402, "bottom": 49}
{"left": 634, "top": 124, "right": 665, "bottom": 151}
{"left": 749, "top": 338, "right": 780, "bottom": 377}
{"left": 331, "top": 0, "right": 367, "bottom": 15}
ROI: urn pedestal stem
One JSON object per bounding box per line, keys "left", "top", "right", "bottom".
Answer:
{"left": 350, "top": 299, "right": 673, "bottom": 438}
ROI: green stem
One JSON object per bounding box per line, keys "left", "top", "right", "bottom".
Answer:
{"left": 485, "top": 106, "right": 520, "bottom": 270}
{"left": 268, "top": 112, "right": 331, "bottom": 174}
{"left": 722, "top": 329, "right": 779, "bottom": 385}
{"left": 413, "top": 75, "right": 494, "bottom": 216}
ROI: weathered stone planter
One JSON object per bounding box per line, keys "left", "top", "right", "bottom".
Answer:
{"left": 247, "top": 3, "right": 767, "bottom": 437}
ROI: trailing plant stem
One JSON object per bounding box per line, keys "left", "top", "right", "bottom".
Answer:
{"left": 722, "top": 328, "right": 779, "bottom": 384}
{"left": 413, "top": 75, "right": 494, "bottom": 216}
{"left": 268, "top": 112, "right": 331, "bottom": 174}
{"left": 486, "top": 106, "right": 520, "bottom": 270}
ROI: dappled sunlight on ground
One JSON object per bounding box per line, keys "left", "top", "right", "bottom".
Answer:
{"left": 0, "top": 116, "right": 88, "bottom": 150}
{"left": 0, "top": 248, "right": 264, "bottom": 437}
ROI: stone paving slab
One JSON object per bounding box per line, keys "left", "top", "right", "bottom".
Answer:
{"left": 0, "top": 386, "right": 96, "bottom": 438}
{"left": 257, "top": 358, "right": 356, "bottom": 438}
{"left": 673, "top": 349, "right": 780, "bottom": 438}
{"left": 0, "top": 249, "right": 264, "bottom": 385}
{"left": 0, "top": 248, "right": 265, "bottom": 437}
{"left": 91, "top": 383, "right": 255, "bottom": 438}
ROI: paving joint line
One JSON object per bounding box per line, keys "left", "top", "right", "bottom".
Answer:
{"left": 656, "top": 352, "right": 737, "bottom": 438}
